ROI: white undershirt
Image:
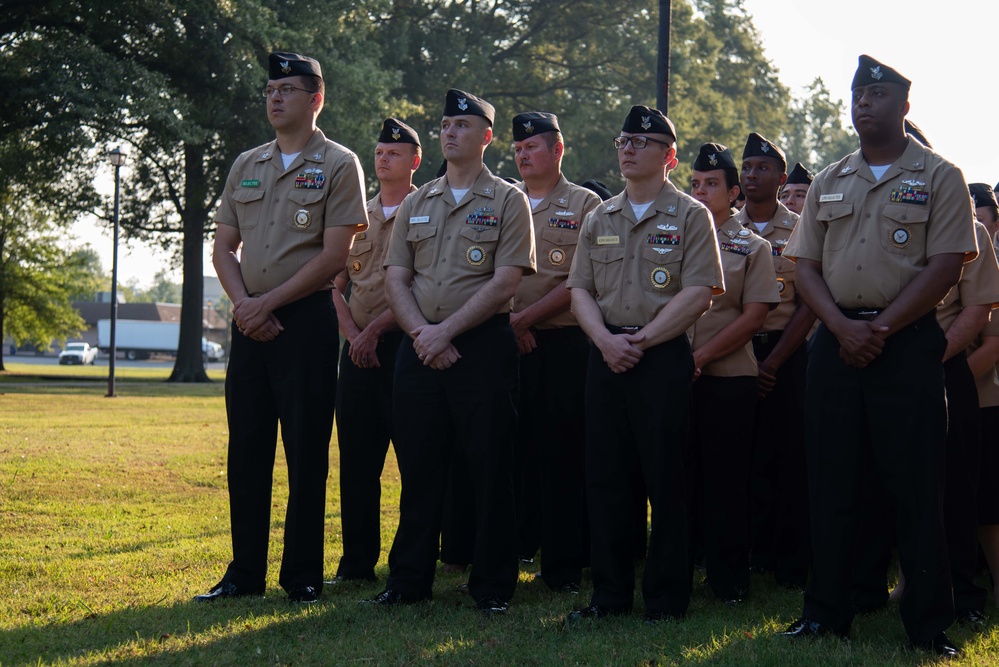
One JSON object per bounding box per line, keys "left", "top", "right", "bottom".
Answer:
{"left": 451, "top": 187, "right": 470, "bottom": 203}
{"left": 382, "top": 204, "right": 400, "bottom": 219}
{"left": 528, "top": 196, "right": 544, "bottom": 209}
{"left": 281, "top": 152, "right": 301, "bottom": 170}
{"left": 869, "top": 164, "right": 891, "bottom": 181}
{"left": 629, "top": 200, "right": 653, "bottom": 220}
{"left": 753, "top": 221, "right": 768, "bottom": 233}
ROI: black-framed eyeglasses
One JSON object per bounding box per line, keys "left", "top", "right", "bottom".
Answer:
{"left": 613, "top": 135, "right": 670, "bottom": 150}
{"left": 262, "top": 85, "right": 316, "bottom": 98}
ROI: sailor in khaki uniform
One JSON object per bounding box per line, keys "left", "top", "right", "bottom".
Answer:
{"left": 565, "top": 106, "right": 724, "bottom": 624}
{"left": 367, "top": 89, "right": 535, "bottom": 615}
{"left": 199, "top": 52, "right": 368, "bottom": 604}
{"left": 736, "top": 135, "right": 815, "bottom": 590}
{"left": 508, "top": 112, "right": 600, "bottom": 591}
{"left": 330, "top": 118, "right": 421, "bottom": 584}
{"left": 780, "top": 55, "right": 978, "bottom": 657}
{"left": 966, "top": 184, "right": 999, "bottom": 608}
{"left": 687, "top": 143, "right": 780, "bottom": 604}
{"left": 779, "top": 162, "right": 813, "bottom": 215}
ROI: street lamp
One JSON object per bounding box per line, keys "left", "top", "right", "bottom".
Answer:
{"left": 107, "top": 146, "right": 126, "bottom": 398}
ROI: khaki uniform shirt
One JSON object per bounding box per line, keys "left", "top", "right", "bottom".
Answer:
{"left": 567, "top": 180, "right": 724, "bottom": 327}
{"left": 690, "top": 216, "right": 780, "bottom": 377}
{"left": 784, "top": 139, "right": 978, "bottom": 308}
{"left": 511, "top": 175, "right": 601, "bottom": 329}
{"left": 971, "top": 238, "right": 999, "bottom": 408}
{"left": 383, "top": 166, "right": 536, "bottom": 322}
{"left": 735, "top": 203, "right": 799, "bottom": 332}
{"left": 345, "top": 187, "right": 416, "bottom": 330}
{"left": 216, "top": 129, "right": 369, "bottom": 296}
{"left": 936, "top": 222, "right": 999, "bottom": 333}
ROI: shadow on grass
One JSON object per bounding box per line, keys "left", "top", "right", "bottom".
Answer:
{"left": 3, "top": 573, "right": 991, "bottom": 666}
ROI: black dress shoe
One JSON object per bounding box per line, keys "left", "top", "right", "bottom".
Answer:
{"left": 288, "top": 585, "right": 320, "bottom": 603}
{"left": 360, "top": 589, "right": 424, "bottom": 606}
{"left": 957, "top": 609, "right": 986, "bottom": 631}
{"left": 476, "top": 597, "right": 509, "bottom": 616}
{"left": 193, "top": 580, "right": 262, "bottom": 603}
{"left": 911, "top": 632, "right": 960, "bottom": 658}
{"left": 564, "top": 605, "right": 627, "bottom": 623}
{"left": 779, "top": 618, "right": 841, "bottom": 639}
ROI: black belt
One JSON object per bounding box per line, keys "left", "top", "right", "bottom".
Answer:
{"left": 839, "top": 307, "right": 937, "bottom": 327}
{"left": 753, "top": 330, "right": 783, "bottom": 345}
{"left": 840, "top": 307, "right": 883, "bottom": 322}
{"left": 606, "top": 324, "right": 642, "bottom": 335}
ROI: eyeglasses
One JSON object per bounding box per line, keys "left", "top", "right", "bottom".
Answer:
{"left": 613, "top": 135, "right": 671, "bottom": 150}
{"left": 262, "top": 85, "right": 316, "bottom": 98}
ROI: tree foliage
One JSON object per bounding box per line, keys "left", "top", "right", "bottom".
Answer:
{"left": 2, "top": 0, "right": 845, "bottom": 376}
{"left": 780, "top": 78, "right": 856, "bottom": 176}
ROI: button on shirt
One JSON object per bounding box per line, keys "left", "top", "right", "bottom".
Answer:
{"left": 567, "top": 181, "right": 724, "bottom": 327}
{"left": 383, "top": 166, "right": 536, "bottom": 321}
{"left": 215, "top": 129, "right": 369, "bottom": 295}
{"left": 735, "top": 202, "right": 799, "bottom": 332}
{"left": 784, "top": 139, "right": 978, "bottom": 308}
{"left": 689, "top": 216, "right": 780, "bottom": 377}
{"left": 511, "top": 175, "right": 601, "bottom": 329}
{"left": 346, "top": 187, "right": 416, "bottom": 330}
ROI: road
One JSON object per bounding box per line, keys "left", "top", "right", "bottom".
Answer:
{"left": 5, "top": 354, "right": 227, "bottom": 372}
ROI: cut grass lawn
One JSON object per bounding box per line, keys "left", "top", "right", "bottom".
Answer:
{"left": 1, "top": 364, "right": 997, "bottom": 665}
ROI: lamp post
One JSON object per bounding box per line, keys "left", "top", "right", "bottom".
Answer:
{"left": 107, "top": 146, "right": 126, "bottom": 398}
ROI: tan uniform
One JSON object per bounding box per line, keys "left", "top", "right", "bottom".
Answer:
{"left": 735, "top": 203, "right": 799, "bottom": 332}
{"left": 567, "top": 181, "right": 724, "bottom": 326}
{"left": 785, "top": 137, "right": 978, "bottom": 641}
{"left": 690, "top": 216, "right": 780, "bottom": 377}
{"left": 346, "top": 187, "right": 415, "bottom": 329}
{"left": 512, "top": 175, "right": 601, "bottom": 328}
{"left": 784, "top": 139, "right": 978, "bottom": 305}
{"left": 384, "top": 167, "right": 536, "bottom": 321}
{"left": 937, "top": 222, "right": 999, "bottom": 333}
{"left": 216, "top": 129, "right": 369, "bottom": 295}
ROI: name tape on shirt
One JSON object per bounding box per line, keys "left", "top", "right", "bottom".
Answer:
{"left": 596, "top": 235, "right": 620, "bottom": 245}
{"left": 409, "top": 215, "right": 431, "bottom": 224}
{"left": 819, "top": 193, "right": 844, "bottom": 203}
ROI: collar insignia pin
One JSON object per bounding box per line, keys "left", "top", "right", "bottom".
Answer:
{"left": 667, "top": 204, "right": 677, "bottom": 214}
{"left": 312, "top": 153, "right": 323, "bottom": 160}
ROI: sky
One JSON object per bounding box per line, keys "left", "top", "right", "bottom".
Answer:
{"left": 72, "top": 0, "right": 999, "bottom": 288}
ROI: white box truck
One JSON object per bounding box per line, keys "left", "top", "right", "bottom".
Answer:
{"left": 97, "top": 319, "right": 180, "bottom": 360}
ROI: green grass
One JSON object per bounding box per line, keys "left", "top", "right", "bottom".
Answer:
{"left": 1, "top": 368, "right": 997, "bottom": 665}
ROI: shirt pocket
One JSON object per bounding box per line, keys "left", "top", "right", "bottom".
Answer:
{"left": 285, "top": 189, "right": 326, "bottom": 233}
{"left": 590, "top": 245, "right": 626, "bottom": 295}
{"left": 406, "top": 223, "right": 439, "bottom": 272}
{"left": 231, "top": 188, "right": 266, "bottom": 231}
{"left": 879, "top": 203, "right": 929, "bottom": 257}
{"left": 815, "top": 202, "right": 854, "bottom": 253}
{"left": 459, "top": 226, "right": 501, "bottom": 271}
{"left": 641, "top": 246, "right": 683, "bottom": 294}
{"left": 540, "top": 227, "right": 578, "bottom": 269}
{"left": 348, "top": 240, "right": 373, "bottom": 277}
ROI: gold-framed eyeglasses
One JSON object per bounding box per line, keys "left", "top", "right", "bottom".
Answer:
{"left": 613, "top": 135, "right": 670, "bottom": 150}
{"left": 262, "top": 85, "right": 316, "bottom": 98}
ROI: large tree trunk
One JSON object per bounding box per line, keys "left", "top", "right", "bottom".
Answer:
{"left": 168, "top": 143, "right": 210, "bottom": 382}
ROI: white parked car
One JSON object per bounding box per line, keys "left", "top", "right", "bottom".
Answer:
{"left": 58, "top": 342, "right": 98, "bottom": 365}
